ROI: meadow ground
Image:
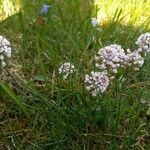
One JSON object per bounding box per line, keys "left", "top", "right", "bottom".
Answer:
{"left": 0, "top": 0, "right": 150, "bottom": 149}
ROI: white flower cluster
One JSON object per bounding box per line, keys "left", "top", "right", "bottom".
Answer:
{"left": 58, "top": 62, "right": 75, "bottom": 79}
{"left": 136, "top": 32, "right": 150, "bottom": 53}
{"left": 0, "top": 35, "right": 11, "bottom": 67}
{"left": 124, "top": 49, "right": 144, "bottom": 70}
{"left": 85, "top": 71, "right": 109, "bottom": 96}
{"left": 95, "top": 44, "right": 126, "bottom": 73}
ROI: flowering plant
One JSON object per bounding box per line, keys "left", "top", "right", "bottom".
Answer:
{"left": 40, "top": 4, "right": 51, "bottom": 15}
{"left": 0, "top": 35, "right": 11, "bottom": 67}
{"left": 58, "top": 32, "right": 150, "bottom": 96}
{"left": 58, "top": 62, "right": 75, "bottom": 79}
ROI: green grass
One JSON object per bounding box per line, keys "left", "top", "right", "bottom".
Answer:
{"left": 0, "top": 0, "right": 150, "bottom": 149}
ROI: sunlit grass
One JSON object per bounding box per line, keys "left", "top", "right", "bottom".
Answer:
{"left": 94, "top": 0, "right": 150, "bottom": 28}
{"left": 0, "top": 0, "right": 20, "bottom": 20}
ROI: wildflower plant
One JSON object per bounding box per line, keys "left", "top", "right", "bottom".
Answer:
{"left": 85, "top": 71, "right": 109, "bottom": 96}
{"left": 0, "top": 35, "right": 11, "bottom": 67}
{"left": 40, "top": 4, "right": 51, "bottom": 15}
{"left": 58, "top": 62, "right": 75, "bottom": 79}
{"left": 84, "top": 27, "right": 150, "bottom": 96}
{"left": 136, "top": 32, "right": 150, "bottom": 53}
{"left": 124, "top": 49, "right": 144, "bottom": 70}
{"left": 57, "top": 32, "right": 150, "bottom": 96}
{"left": 0, "top": 1, "right": 150, "bottom": 149}
{"left": 95, "top": 44, "right": 126, "bottom": 73}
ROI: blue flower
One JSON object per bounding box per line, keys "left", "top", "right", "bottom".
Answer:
{"left": 40, "top": 4, "right": 51, "bottom": 15}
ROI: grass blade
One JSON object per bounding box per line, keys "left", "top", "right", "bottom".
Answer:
{"left": 0, "top": 82, "right": 31, "bottom": 120}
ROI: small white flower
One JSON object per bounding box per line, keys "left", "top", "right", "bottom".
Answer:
{"left": 0, "top": 35, "right": 12, "bottom": 67}
{"left": 136, "top": 32, "right": 150, "bottom": 53}
{"left": 58, "top": 62, "right": 75, "bottom": 79}
{"left": 85, "top": 71, "right": 109, "bottom": 96}
{"left": 91, "top": 18, "right": 99, "bottom": 27}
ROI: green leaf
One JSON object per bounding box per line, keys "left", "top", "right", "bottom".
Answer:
{"left": 33, "top": 75, "right": 50, "bottom": 82}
